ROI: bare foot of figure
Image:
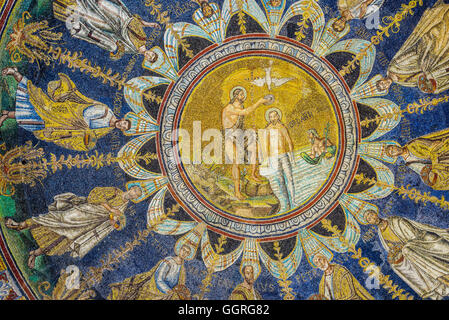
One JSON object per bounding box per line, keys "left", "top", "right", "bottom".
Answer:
{"left": 0, "top": 113, "right": 8, "bottom": 128}
{"left": 2, "top": 67, "right": 22, "bottom": 82}
{"left": 250, "top": 175, "right": 263, "bottom": 184}
{"left": 235, "top": 191, "right": 246, "bottom": 200}
{"left": 5, "top": 218, "right": 27, "bottom": 231}
{"left": 28, "top": 252, "right": 37, "bottom": 269}
{"left": 2, "top": 66, "right": 17, "bottom": 77}
{"left": 27, "top": 249, "right": 43, "bottom": 269}
{"left": 0, "top": 68, "right": 19, "bottom": 128}
{"left": 0, "top": 111, "right": 15, "bottom": 128}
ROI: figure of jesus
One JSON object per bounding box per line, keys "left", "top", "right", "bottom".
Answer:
{"left": 264, "top": 108, "right": 296, "bottom": 210}
{"left": 222, "top": 88, "right": 267, "bottom": 200}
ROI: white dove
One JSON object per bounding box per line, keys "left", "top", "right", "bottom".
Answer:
{"left": 250, "top": 61, "right": 295, "bottom": 91}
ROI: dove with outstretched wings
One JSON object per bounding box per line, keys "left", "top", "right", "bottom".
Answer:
{"left": 250, "top": 60, "right": 295, "bottom": 90}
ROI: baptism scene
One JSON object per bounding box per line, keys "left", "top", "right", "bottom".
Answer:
{"left": 0, "top": 0, "right": 449, "bottom": 303}
{"left": 180, "top": 56, "right": 339, "bottom": 218}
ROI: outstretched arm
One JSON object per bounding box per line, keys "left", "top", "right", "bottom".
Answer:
{"left": 228, "top": 98, "right": 268, "bottom": 116}
{"left": 310, "top": 144, "right": 318, "bottom": 158}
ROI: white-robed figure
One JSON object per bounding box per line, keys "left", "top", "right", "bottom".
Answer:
{"left": 376, "top": 0, "right": 449, "bottom": 94}
{"left": 53, "top": 0, "right": 159, "bottom": 60}
{"left": 5, "top": 186, "right": 142, "bottom": 269}
{"left": 259, "top": 108, "right": 297, "bottom": 212}
{"left": 365, "top": 210, "right": 449, "bottom": 300}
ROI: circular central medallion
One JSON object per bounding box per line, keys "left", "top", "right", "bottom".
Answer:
{"left": 158, "top": 36, "right": 360, "bottom": 240}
